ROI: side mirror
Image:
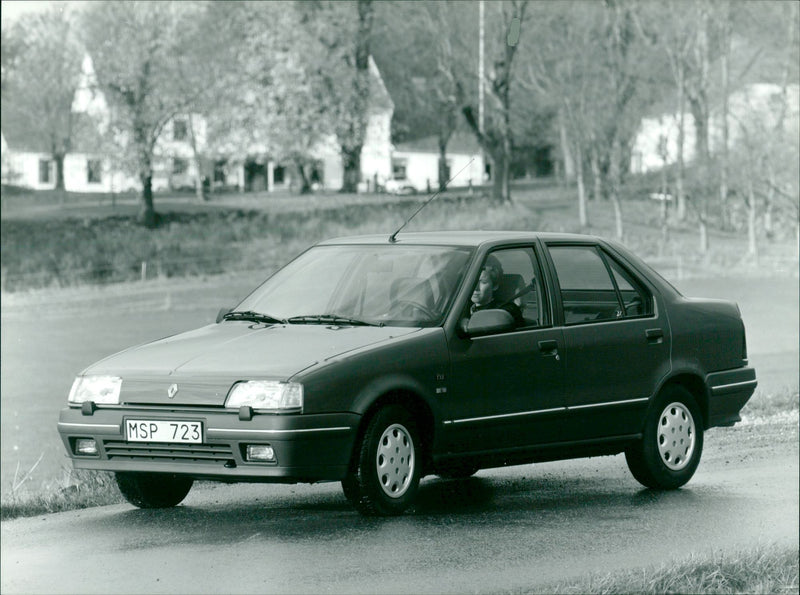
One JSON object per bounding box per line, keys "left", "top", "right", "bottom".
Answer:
{"left": 461, "top": 309, "right": 515, "bottom": 338}
{"left": 216, "top": 306, "right": 233, "bottom": 324}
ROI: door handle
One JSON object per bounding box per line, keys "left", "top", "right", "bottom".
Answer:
{"left": 538, "top": 340, "right": 559, "bottom": 359}
{"left": 646, "top": 328, "right": 664, "bottom": 344}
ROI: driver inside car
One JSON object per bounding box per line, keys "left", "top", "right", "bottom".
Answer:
{"left": 468, "top": 256, "right": 525, "bottom": 327}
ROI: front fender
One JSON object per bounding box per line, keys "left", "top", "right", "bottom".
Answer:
{"left": 351, "top": 373, "right": 441, "bottom": 423}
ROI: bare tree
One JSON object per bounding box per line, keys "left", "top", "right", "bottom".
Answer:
{"left": 456, "top": 0, "right": 528, "bottom": 202}
{"left": 3, "top": 7, "right": 84, "bottom": 193}
{"left": 81, "top": 1, "right": 208, "bottom": 227}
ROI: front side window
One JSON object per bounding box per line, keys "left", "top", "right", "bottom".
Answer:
{"left": 235, "top": 245, "right": 473, "bottom": 327}
{"left": 462, "top": 247, "right": 546, "bottom": 330}
{"left": 548, "top": 245, "right": 651, "bottom": 324}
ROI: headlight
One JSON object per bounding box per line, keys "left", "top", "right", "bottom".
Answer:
{"left": 68, "top": 375, "right": 122, "bottom": 405}
{"left": 225, "top": 381, "right": 303, "bottom": 411}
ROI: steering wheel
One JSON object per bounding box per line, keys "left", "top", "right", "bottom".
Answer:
{"left": 393, "top": 300, "right": 436, "bottom": 319}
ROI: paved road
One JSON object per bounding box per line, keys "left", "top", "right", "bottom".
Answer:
{"left": 2, "top": 431, "right": 797, "bottom": 594}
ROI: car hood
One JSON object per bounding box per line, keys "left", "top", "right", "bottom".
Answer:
{"left": 85, "top": 322, "right": 420, "bottom": 406}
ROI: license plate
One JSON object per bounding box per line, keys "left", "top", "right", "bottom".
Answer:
{"left": 126, "top": 419, "right": 203, "bottom": 443}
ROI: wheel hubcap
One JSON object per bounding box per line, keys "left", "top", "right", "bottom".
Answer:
{"left": 657, "top": 402, "right": 696, "bottom": 471}
{"left": 376, "top": 423, "right": 414, "bottom": 498}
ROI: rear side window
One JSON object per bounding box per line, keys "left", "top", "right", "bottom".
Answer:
{"left": 548, "top": 245, "right": 651, "bottom": 324}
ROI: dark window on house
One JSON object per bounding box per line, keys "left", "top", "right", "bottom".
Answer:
{"left": 213, "top": 161, "right": 226, "bottom": 184}
{"left": 173, "top": 158, "right": 188, "bottom": 175}
{"left": 87, "top": 159, "right": 102, "bottom": 184}
{"left": 39, "top": 159, "right": 52, "bottom": 184}
{"left": 173, "top": 119, "right": 188, "bottom": 141}
{"left": 392, "top": 160, "right": 407, "bottom": 179}
{"left": 310, "top": 161, "right": 323, "bottom": 184}
{"left": 273, "top": 165, "right": 285, "bottom": 184}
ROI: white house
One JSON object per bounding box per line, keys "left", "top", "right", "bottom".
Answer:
{"left": 1, "top": 53, "right": 200, "bottom": 194}
{"left": 224, "top": 56, "right": 395, "bottom": 193}
{"left": 631, "top": 83, "right": 800, "bottom": 174}
{"left": 391, "top": 131, "right": 485, "bottom": 193}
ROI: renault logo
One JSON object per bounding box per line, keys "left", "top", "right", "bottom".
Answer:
{"left": 167, "top": 383, "right": 179, "bottom": 399}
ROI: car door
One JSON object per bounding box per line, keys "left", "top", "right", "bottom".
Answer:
{"left": 443, "top": 246, "right": 567, "bottom": 453}
{"left": 543, "top": 242, "right": 671, "bottom": 441}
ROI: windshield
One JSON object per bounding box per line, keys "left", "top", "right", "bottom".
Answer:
{"left": 235, "top": 245, "right": 473, "bottom": 326}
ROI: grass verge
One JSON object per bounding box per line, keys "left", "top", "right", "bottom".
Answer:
{"left": 536, "top": 545, "right": 799, "bottom": 594}
{"left": 0, "top": 468, "right": 123, "bottom": 521}
{"left": 2, "top": 184, "right": 797, "bottom": 292}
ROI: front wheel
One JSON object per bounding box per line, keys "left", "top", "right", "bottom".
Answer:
{"left": 341, "top": 404, "right": 421, "bottom": 516}
{"left": 625, "top": 385, "right": 704, "bottom": 490}
{"left": 115, "top": 472, "right": 193, "bottom": 508}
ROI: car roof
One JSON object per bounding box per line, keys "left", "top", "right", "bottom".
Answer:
{"left": 317, "top": 231, "right": 601, "bottom": 248}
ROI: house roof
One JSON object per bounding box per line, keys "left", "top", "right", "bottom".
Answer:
{"left": 368, "top": 56, "right": 394, "bottom": 114}
{"left": 0, "top": 101, "right": 52, "bottom": 153}
{"left": 1, "top": 100, "right": 107, "bottom": 155}
{"left": 394, "top": 131, "right": 481, "bottom": 156}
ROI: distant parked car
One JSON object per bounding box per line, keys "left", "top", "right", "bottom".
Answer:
{"left": 383, "top": 177, "right": 418, "bottom": 195}
{"left": 58, "top": 231, "right": 756, "bottom": 515}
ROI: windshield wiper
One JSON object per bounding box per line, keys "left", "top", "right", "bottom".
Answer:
{"left": 221, "top": 310, "right": 287, "bottom": 324}
{"left": 286, "top": 314, "right": 383, "bottom": 327}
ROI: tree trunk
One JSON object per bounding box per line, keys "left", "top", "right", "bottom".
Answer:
{"left": 340, "top": 146, "right": 361, "bottom": 193}
{"left": 676, "top": 66, "right": 687, "bottom": 222}
{"left": 589, "top": 148, "right": 602, "bottom": 202}
{"left": 437, "top": 135, "right": 450, "bottom": 192}
{"left": 746, "top": 181, "right": 758, "bottom": 261}
{"left": 575, "top": 144, "right": 588, "bottom": 228}
{"left": 718, "top": 5, "right": 731, "bottom": 229}
{"left": 698, "top": 216, "right": 708, "bottom": 254}
{"left": 491, "top": 153, "right": 508, "bottom": 204}
{"left": 296, "top": 161, "right": 312, "bottom": 195}
{"left": 609, "top": 136, "right": 624, "bottom": 241}
{"left": 188, "top": 115, "right": 207, "bottom": 201}
{"left": 765, "top": 164, "right": 775, "bottom": 240}
{"left": 558, "top": 106, "right": 575, "bottom": 185}
{"left": 338, "top": 0, "right": 372, "bottom": 194}
{"left": 138, "top": 173, "right": 157, "bottom": 229}
{"left": 54, "top": 153, "right": 66, "bottom": 192}
{"left": 611, "top": 195, "right": 624, "bottom": 241}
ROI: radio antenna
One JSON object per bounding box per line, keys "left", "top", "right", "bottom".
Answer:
{"left": 388, "top": 157, "right": 475, "bottom": 243}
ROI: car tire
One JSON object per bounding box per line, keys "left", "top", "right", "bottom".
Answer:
{"left": 115, "top": 472, "right": 194, "bottom": 508}
{"left": 342, "top": 404, "right": 421, "bottom": 516}
{"left": 625, "top": 385, "right": 704, "bottom": 490}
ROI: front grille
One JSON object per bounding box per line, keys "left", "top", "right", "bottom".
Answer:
{"left": 103, "top": 441, "right": 234, "bottom": 464}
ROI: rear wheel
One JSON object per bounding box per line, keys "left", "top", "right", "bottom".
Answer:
{"left": 341, "top": 404, "right": 421, "bottom": 516}
{"left": 115, "top": 472, "right": 193, "bottom": 508}
{"left": 625, "top": 385, "right": 703, "bottom": 489}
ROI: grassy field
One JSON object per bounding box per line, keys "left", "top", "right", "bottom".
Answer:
{"left": 539, "top": 544, "right": 799, "bottom": 594}
{"left": 2, "top": 182, "right": 797, "bottom": 292}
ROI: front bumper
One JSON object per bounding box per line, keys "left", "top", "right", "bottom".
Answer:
{"left": 58, "top": 406, "right": 360, "bottom": 483}
{"left": 705, "top": 366, "right": 757, "bottom": 428}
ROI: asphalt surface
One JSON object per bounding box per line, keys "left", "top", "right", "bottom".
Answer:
{"left": 2, "top": 433, "right": 797, "bottom": 594}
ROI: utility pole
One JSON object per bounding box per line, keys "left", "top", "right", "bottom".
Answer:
{"left": 478, "top": 0, "right": 485, "bottom": 183}
{"left": 478, "top": 0, "right": 484, "bottom": 134}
